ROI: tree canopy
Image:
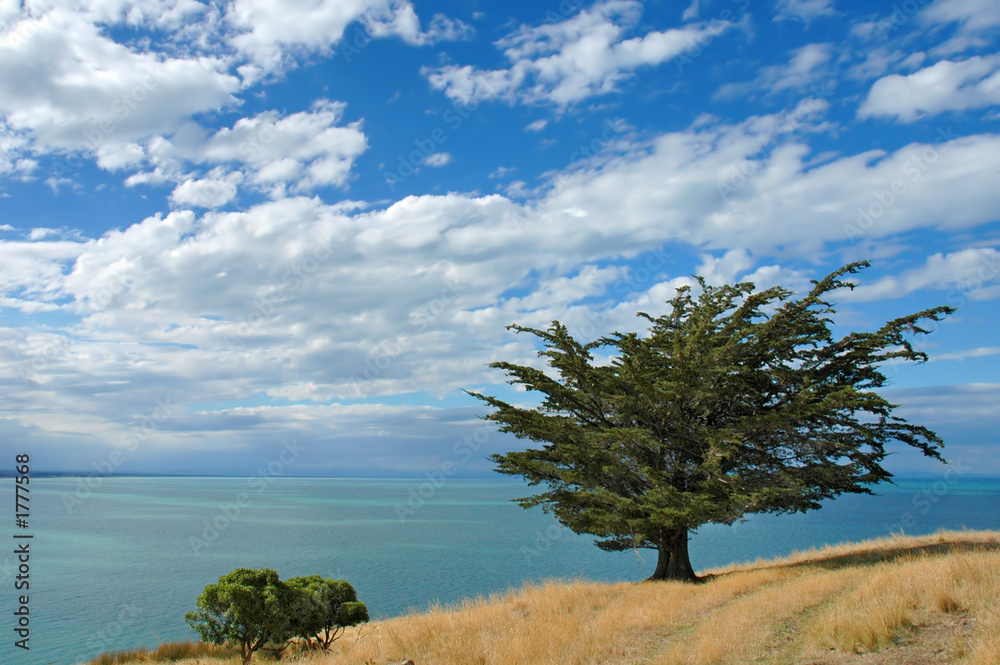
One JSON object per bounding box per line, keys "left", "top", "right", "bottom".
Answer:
{"left": 185, "top": 568, "right": 368, "bottom": 663}
{"left": 185, "top": 568, "right": 296, "bottom": 665}
{"left": 287, "top": 575, "right": 370, "bottom": 650}
{"left": 470, "top": 261, "right": 953, "bottom": 581}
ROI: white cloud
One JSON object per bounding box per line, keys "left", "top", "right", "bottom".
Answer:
{"left": 921, "top": 0, "right": 1000, "bottom": 54}
{"left": 774, "top": 0, "right": 836, "bottom": 24}
{"left": 682, "top": 0, "right": 700, "bottom": 21}
{"left": 226, "top": 0, "right": 470, "bottom": 70}
{"left": 424, "top": 0, "right": 735, "bottom": 107}
{"left": 715, "top": 43, "right": 832, "bottom": 99}
{"left": 933, "top": 346, "right": 1000, "bottom": 361}
{"left": 5, "top": 110, "right": 1000, "bottom": 350}
{"left": 170, "top": 169, "right": 243, "bottom": 208}
{"left": 423, "top": 152, "right": 452, "bottom": 167}
{"left": 0, "top": 120, "right": 32, "bottom": 176}
{"left": 770, "top": 43, "right": 833, "bottom": 93}
{"left": 842, "top": 248, "right": 1000, "bottom": 302}
{"left": 859, "top": 55, "right": 1000, "bottom": 122}
{"left": 0, "top": 0, "right": 447, "bottom": 188}
{"left": 0, "top": 9, "right": 240, "bottom": 154}
{"left": 28, "top": 228, "right": 56, "bottom": 241}
{"left": 359, "top": 3, "right": 472, "bottom": 46}
{"left": 525, "top": 119, "right": 548, "bottom": 132}
{"left": 695, "top": 248, "right": 755, "bottom": 285}
{"left": 845, "top": 48, "right": 922, "bottom": 82}
{"left": 3, "top": 103, "right": 1000, "bottom": 461}
{"left": 131, "top": 100, "right": 368, "bottom": 199}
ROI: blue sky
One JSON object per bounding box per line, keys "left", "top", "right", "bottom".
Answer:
{"left": 0, "top": 0, "right": 998, "bottom": 478}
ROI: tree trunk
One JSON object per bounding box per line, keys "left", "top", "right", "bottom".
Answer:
{"left": 647, "top": 527, "right": 697, "bottom": 582}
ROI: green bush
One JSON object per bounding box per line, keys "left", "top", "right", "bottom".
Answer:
{"left": 185, "top": 567, "right": 369, "bottom": 663}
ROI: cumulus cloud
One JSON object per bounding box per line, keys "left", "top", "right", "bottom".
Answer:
{"left": 226, "top": 0, "right": 470, "bottom": 70}
{"left": 840, "top": 248, "right": 1000, "bottom": 302}
{"left": 1, "top": 0, "right": 999, "bottom": 474}
{"left": 4, "top": 109, "right": 1000, "bottom": 420}
{"left": 0, "top": 0, "right": 443, "bottom": 190}
{"left": 424, "top": 0, "right": 735, "bottom": 107}
{"left": 859, "top": 55, "right": 1000, "bottom": 122}
{"left": 358, "top": 2, "right": 473, "bottom": 46}
{"left": 170, "top": 169, "right": 243, "bottom": 208}
{"left": 129, "top": 100, "right": 368, "bottom": 200}
{"left": 0, "top": 9, "right": 240, "bottom": 154}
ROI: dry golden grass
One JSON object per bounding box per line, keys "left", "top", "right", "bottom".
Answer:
{"left": 804, "top": 544, "right": 1000, "bottom": 661}
{"left": 89, "top": 529, "right": 1000, "bottom": 665}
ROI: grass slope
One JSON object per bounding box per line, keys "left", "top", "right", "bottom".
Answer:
{"left": 87, "top": 530, "right": 1000, "bottom": 665}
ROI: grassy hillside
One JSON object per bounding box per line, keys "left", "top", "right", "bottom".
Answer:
{"left": 88, "top": 530, "right": 1000, "bottom": 665}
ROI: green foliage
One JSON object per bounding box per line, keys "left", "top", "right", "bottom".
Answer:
{"left": 471, "top": 261, "right": 954, "bottom": 581}
{"left": 184, "top": 568, "right": 298, "bottom": 664}
{"left": 185, "top": 568, "right": 369, "bottom": 663}
{"left": 286, "top": 575, "right": 369, "bottom": 650}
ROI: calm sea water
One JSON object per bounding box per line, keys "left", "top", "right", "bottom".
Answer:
{"left": 3, "top": 475, "right": 998, "bottom": 665}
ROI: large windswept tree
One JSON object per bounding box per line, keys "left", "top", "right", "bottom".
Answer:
{"left": 470, "top": 261, "right": 953, "bottom": 581}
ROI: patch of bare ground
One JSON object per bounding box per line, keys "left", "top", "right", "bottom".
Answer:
{"left": 802, "top": 610, "right": 976, "bottom": 665}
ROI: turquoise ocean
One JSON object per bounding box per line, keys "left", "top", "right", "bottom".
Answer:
{"left": 3, "top": 475, "right": 999, "bottom": 665}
